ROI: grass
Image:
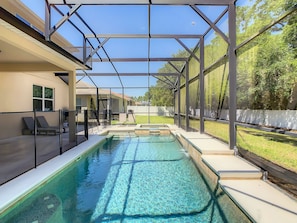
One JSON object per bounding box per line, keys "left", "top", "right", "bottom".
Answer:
{"left": 135, "top": 115, "right": 174, "bottom": 124}
{"left": 112, "top": 115, "right": 174, "bottom": 125}
{"left": 204, "top": 121, "right": 297, "bottom": 173}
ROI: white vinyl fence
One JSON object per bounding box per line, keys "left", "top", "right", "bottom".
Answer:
{"left": 199, "top": 109, "right": 297, "bottom": 130}
{"left": 127, "top": 106, "right": 174, "bottom": 117}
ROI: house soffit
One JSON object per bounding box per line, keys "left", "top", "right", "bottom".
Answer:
{"left": 0, "top": 7, "right": 89, "bottom": 72}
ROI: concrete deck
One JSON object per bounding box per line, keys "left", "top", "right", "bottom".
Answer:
{"left": 220, "top": 180, "right": 297, "bottom": 223}
{"left": 1, "top": 124, "right": 297, "bottom": 223}
{"left": 202, "top": 155, "right": 263, "bottom": 179}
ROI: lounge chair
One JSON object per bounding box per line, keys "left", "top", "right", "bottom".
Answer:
{"left": 36, "top": 116, "right": 61, "bottom": 135}
{"left": 22, "top": 117, "right": 36, "bottom": 135}
{"left": 22, "top": 117, "right": 57, "bottom": 135}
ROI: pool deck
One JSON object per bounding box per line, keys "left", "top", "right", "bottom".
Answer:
{"left": 1, "top": 124, "right": 297, "bottom": 222}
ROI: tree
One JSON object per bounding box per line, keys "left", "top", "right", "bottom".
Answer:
{"left": 142, "top": 50, "right": 190, "bottom": 106}
{"left": 236, "top": 0, "right": 297, "bottom": 110}
{"left": 283, "top": 1, "right": 297, "bottom": 58}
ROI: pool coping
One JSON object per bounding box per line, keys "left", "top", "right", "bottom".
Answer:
{"left": 1, "top": 124, "right": 297, "bottom": 223}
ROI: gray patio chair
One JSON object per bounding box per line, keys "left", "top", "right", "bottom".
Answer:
{"left": 22, "top": 117, "right": 35, "bottom": 135}
{"left": 22, "top": 117, "right": 57, "bottom": 135}
{"left": 36, "top": 116, "right": 62, "bottom": 135}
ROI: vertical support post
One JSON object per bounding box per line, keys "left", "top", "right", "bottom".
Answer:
{"left": 59, "top": 109, "right": 62, "bottom": 155}
{"left": 68, "top": 70, "right": 76, "bottom": 143}
{"left": 199, "top": 37, "right": 205, "bottom": 133}
{"left": 108, "top": 88, "right": 111, "bottom": 125}
{"left": 173, "top": 90, "right": 176, "bottom": 125}
{"left": 185, "top": 62, "right": 190, "bottom": 131}
{"left": 228, "top": 3, "right": 237, "bottom": 149}
{"left": 177, "top": 75, "right": 181, "bottom": 128}
{"left": 45, "top": 1, "right": 50, "bottom": 41}
{"left": 122, "top": 87, "right": 125, "bottom": 113}
{"left": 148, "top": 86, "right": 150, "bottom": 124}
{"left": 33, "top": 110, "right": 37, "bottom": 168}
{"left": 96, "top": 87, "right": 100, "bottom": 124}
{"left": 147, "top": 5, "right": 151, "bottom": 125}
{"left": 84, "top": 109, "right": 88, "bottom": 140}
{"left": 83, "top": 37, "right": 87, "bottom": 64}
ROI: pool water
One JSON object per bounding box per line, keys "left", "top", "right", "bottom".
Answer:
{"left": 1, "top": 135, "right": 251, "bottom": 222}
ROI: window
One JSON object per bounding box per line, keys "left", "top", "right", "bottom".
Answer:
{"left": 33, "top": 85, "right": 54, "bottom": 111}
{"left": 76, "top": 98, "right": 82, "bottom": 113}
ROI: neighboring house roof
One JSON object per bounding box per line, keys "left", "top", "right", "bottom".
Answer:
{"left": 76, "top": 81, "right": 133, "bottom": 101}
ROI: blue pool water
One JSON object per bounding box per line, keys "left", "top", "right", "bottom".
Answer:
{"left": 1, "top": 135, "right": 250, "bottom": 222}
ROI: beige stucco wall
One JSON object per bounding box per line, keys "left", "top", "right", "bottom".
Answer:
{"left": 0, "top": 72, "right": 69, "bottom": 112}
{"left": 78, "top": 95, "right": 89, "bottom": 109}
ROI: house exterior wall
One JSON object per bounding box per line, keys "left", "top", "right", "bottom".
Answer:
{"left": 76, "top": 95, "right": 127, "bottom": 114}
{"left": 77, "top": 95, "right": 89, "bottom": 110}
{"left": 112, "top": 98, "right": 120, "bottom": 113}
{"left": 0, "top": 72, "right": 69, "bottom": 112}
{"left": 76, "top": 94, "right": 131, "bottom": 122}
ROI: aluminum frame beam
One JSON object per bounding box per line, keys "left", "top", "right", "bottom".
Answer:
{"left": 85, "top": 37, "right": 109, "bottom": 62}
{"left": 175, "top": 38, "right": 200, "bottom": 63}
{"left": 48, "top": 0, "right": 233, "bottom": 5}
{"left": 151, "top": 75, "right": 175, "bottom": 88}
{"left": 190, "top": 5, "right": 230, "bottom": 44}
{"left": 91, "top": 58, "right": 188, "bottom": 62}
{"left": 167, "top": 61, "right": 185, "bottom": 85}
{"left": 85, "top": 34, "right": 202, "bottom": 39}
{"left": 168, "top": 61, "right": 184, "bottom": 74}
{"left": 46, "top": 4, "right": 81, "bottom": 39}
{"left": 76, "top": 72, "right": 179, "bottom": 76}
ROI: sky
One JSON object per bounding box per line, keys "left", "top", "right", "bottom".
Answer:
{"left": 20, "top": 0, "right": 229, "bottom": 97}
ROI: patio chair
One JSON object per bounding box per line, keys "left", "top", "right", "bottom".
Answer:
{"left": 22, "top": 117, "right": 57, "bottom": 135}
{"left": 36, "top": 116, "right": 61, "bottom": 135}
{"left": 22, "top": 117, "right": 36, "bottom": 135}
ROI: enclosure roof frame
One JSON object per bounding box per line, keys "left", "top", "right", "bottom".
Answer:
{"left": 44, "top": 0, "right": 237, "bottom": 149}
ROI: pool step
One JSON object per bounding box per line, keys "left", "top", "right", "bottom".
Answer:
{"left": 135, "top": 128, "right": 170, "bottom": 135}
{"left": 178, "top": 132, "right": 234, "bottom": 155}
{"left": 150, "top": 129, "right": 160, "bottom": 135}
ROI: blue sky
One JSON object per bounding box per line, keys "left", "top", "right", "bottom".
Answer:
{"left": 20, "top": 0, "right": 228, "bottom": 97}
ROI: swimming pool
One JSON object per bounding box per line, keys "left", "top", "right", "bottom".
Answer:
{"left": 1, "top": 134, "right": 251, "bottom": 222}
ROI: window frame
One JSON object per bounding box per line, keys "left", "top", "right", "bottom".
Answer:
{"left": 33, "top": 84, "right": 55, "bottom": 111}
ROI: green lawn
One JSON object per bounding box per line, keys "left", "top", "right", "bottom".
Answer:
{"left": 112, "top": 115, "right": 174, "bottom": 125}
{"left": 135, "top": 115, "right": 174, "bottom": 124}
{"left": 204, "top": 121, "right": 297, "bottom": 173}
